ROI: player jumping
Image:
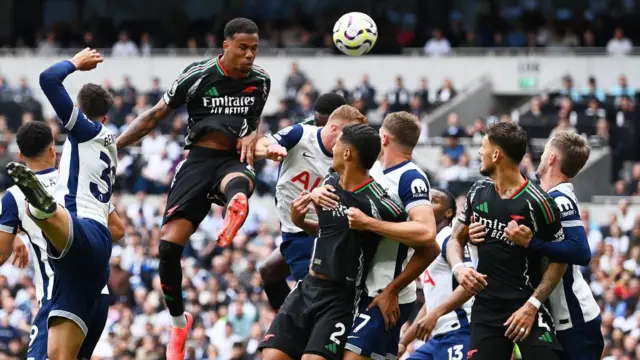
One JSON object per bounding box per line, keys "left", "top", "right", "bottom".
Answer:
{"left": 258, "top": 124, "right": 406, "bottom": 360}
{"left": 468, "top": 131, "right": 603, "bottom": 360}
{"left": 398, "top": 188, "right": 474, "bottom": 360}
{"left": 116, "top": 18, "right": 270, "bottom": 359}
{"left": 255, "top": 100, "right": 363, "bottom": 312}
{"left": 331, "top": 112, "right": 440, "bottom": 359}
{"left": 6, "top": 48, "right": 118, "bottom": 360}
{"left": 446, "top": 122, "right": 566, "bottom": 360}
{"left": 0, "top": 121, "right": 125, "bottom": 359}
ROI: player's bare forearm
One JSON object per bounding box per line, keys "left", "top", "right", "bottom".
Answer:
{"left": 385, "top": 243, "right": 439, "bottom": 295}
{"left": 0, "top": 232, "right": 16, "bottom": 266}
{"left": 532, "top": 261, "right": 568, "bottom": 303}
{"left": 433, "top": 285, "right": 474, "bottom": 318}
{"left": 299, "top": 220, "right": 318, "bottom": 235}
{"left": 108, "top": 210, "right": 125, "bottom": 242}
{"left": 253, "top": 137, "right": 273, "bottom": 159}
{"left": 445, "top": 221, "right": 469, "bottom": 267}
{"left": 399, "top": 305, "right": 426, "bottom": 346}
{"left": 365, "top": 217, "right": 434, "bottom": 247}
{"left": 116, "top": 100, "right": 171, "bottom": 148}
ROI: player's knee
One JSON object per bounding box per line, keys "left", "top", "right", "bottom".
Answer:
{"left": 259, "top": 261, "right": 277, "bottom": 281}
{"left": 159, "top": 239, "right": 184, "bottom": 262}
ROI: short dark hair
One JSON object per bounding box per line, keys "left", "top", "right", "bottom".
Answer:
{"left": 382, "top": 111, "right": 421, "bottom": 149}
{"left": 340, "top": 124, "right": 380, "bottom": 170}
{"left": 314, "top": 93, "right": 347, "bottom": 116}
{"left": 16, "top": 121, "right": 53, "bottom": 158}
{"left": 224, "top": 18, "right": 259, "bottom": 39}
{"left": 77, "top": 83, "right": 113, "bottom": 120}
{"left": 485, "top": 122, "right": 528, "bottom": 164}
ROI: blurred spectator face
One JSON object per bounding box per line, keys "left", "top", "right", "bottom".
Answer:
{"left": 499, "top": 114, "right": 511, "bottom": 123}
{"left": 619, "top": 75, "right": 628, "bottom": 88}
{"left": 336, "top": 79, "right": 344, "bottom": 88}
{"left": 560, "top": 97, "right": 573, "bottom": 111}
{"left": 187, "top": 38, "right": 197, "bottom": 49}
{"left": 152, "top": 78, "right": 160, "bottom": 88}
{"left": 614, "top": 28, "right": 624, "bottom": 40}
{"left": 141, "top": 33, "right": 150, "bottom": 43}
{"left": 443, "top": 79, "right": 453, "bottom": 89}
{"left": 531, "top": 97, "right": 541, "bottom": 112}
{"left": 18, "top": 77, "right": 27, "bottom": 88}
{"left": 588, "top": 98, "right": 599, "bottom": 110}
{"left": 596, "top": 119, "right": 609, "bottom": 136}
{"left": 361, "top": 74, "right": 369, "bottom": 84}
{"left": 123, "top": 77, "right": 131, "bottom": 87}
{"left": 119, "top": 32, "right": 129, "bottom": 43}
{"left": 583, "top": 30, "right": 594, "bottom": 46}
{"left": 46, "top": 32, "right": 56, "bottom": 42}
{"left": 395, "top": 76, "right": 403, "bottom": 87}
{"left": 103, "top": 79, "right": 112, "bottom": 89}
{"left": 278, "top": 118, "right": 292, "bottom": 129}
{"left": 618, "top": 198, "right": 630, "bottom": 214}
{"left": 21, "top": 112, "right": 34, "bottom": 125}
{"left": 447, "top": 112, "right": 459, "bottom": 126}
{"left": 291, "top": 62, "right": 299, "bottom": 74}
{"left": 562, "top": 77, "right": 573, "bottom": 90}
{"left": 440, "top": 154, "right": 454, "bottom": 167}
{"left": 614, "top": 180, "right": 626, "bottom": 195}
{"left": 466, "top": 31, "right": 477, "bottom": 43}
{"left": 113, "top": 96, "right": 124, "bottom": 108}
{"left": 588, "top": 77, "right": 596, "bottom": 89}
{"left": 432, "top": 29, "right": 442, "bottom": 39}
{"left": 410, "top": 96, "right": 421, "bottom": 110}
{"left": 419, "top": 78, "right": 427, "bottom": 89}
{"left": 84, "top": 32, "right": 94, "bottom": 43}
{"left": 458, "top": 153, "right": 470, "bottom": 167}
{"left": 473, "top": 118, "right": 484, "bottom": 132}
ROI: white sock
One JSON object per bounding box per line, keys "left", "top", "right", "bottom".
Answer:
{"left": 171, "top": 314, "right": 187, "bottom": 328}
{"left": 28, "top": 204, "right": 55, "bottom": 220}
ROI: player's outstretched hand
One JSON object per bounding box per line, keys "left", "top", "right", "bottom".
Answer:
{"left": 70, "top": 48, "right": 104, "bottom": 71}
{"left": 291, "top": 191, "right": 312, "bottom": 225}
{"left": 310, "top": 185, "right": 339, "bottom": 209}
{"left": 504, "top": 301, "right": 537, "bottom": 343}
{"left": 266, "top": 144, "right": 287, "bottom": 161}
{"left": 504, "top": 221, "right": 533, "bottom": 247}
{"left": 345, "top": 207, "right": 372, "bottom": 231}
{"left": 368, "top": 288, "right": 400, "bottom": 330}
{"left": 415, "top": 308, "right": 440, "bottom": 341}
{"left": 237, "top": 131, "right": 258, "bottom": 167}
{"left": 468, "top": 221, "right": 486, "bottom": 244}
{"left": 11, "top": 239, "right": 28, "bottom": 269}
{"left": 453, "top": 266, "right": 487, "bottom": 295}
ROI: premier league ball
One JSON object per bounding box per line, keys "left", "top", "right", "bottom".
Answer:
{"left": 332, "top": 12, "right": 378, "bottom": 56}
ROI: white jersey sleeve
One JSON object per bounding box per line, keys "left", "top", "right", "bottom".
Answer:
{"left": 54, "top": 108, "right": 118, "bottom": 228}
{"left": 547, "top": 183, "right": 600, "bottom": 331}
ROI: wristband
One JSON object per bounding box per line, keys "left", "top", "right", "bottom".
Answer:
{"left": 527, "top": 297, "right": 541, "bottom": 309}
{"left": 451, "top": 262, "right": 466, "bottom": 273}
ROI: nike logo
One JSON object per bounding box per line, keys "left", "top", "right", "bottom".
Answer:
{"left": 302, "top": 152, "right": 314, "bottom": 158}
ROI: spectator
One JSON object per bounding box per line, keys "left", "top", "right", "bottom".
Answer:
{"left": 119, "top": 76, "right": 138, "bottom": 111}
{"left": 581, "top": 76, "right": 606, "bottom": 103}
{"left": 424, "top": 28, "right": 452, "bottom": 56}
{"left": 442, "top": 135, "right": 465, "bottom": 163}
{"left": 36, "top": 31, "right": 59, "bottom": 56}
{"left": 437, "top": 153, "right": 469, "bottom": 188}
{"left": 409, "top": 96, "right": 424, "bottom": 118}
{"left": 466, "top": 118, "right": 485, "bottom": 142}
{"left": 442, "top": 112, "right": 465, "bottom": 138}
{"left": 610, "top": 75, "right": 636, "bottom": 101}
{"left": 352, "top": 74, "right": 377, "bottom": 113}
{"left": 147, "top": 77, "right": 163, "bottom": 104}
{"left": 13, "top": 77, "right": 32, "bottom": 102}
{"left": 135, "top": 149, "right": 173, "bottom": 194}
{"left": 413, "top": 77, "right": 430, "bottom": 112}
{"left": 140, "top": 32, "right": 153, "bottom": 56}
{"left": 112, "top": 31, "right": 140, "bottom": 57}
{"left": 331, "top": 78, "right": 351, "bottom": 103}
{"left": 606, "top": 27, "right": 633, "bottom": 55}
{"left": 436, "top": 78, "right": 457, "bottom": 103}
{"left": 386, "top": 76, "right": 411, "bottom": 113}
{"left": 284, "top": 62, "right": 307, "bottom": 106}
{"left": 559, "top": 75, "right": 581, "bottom": 103}
{"left": 617, "top": 198, "right": 636, "bottom": 233}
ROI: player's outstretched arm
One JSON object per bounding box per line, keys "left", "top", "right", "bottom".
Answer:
{"left": 508, "top": 224, "right": 591, "bottom": 266}
{"left": 116, "top": 99, "right": 171, "bottom": 148}
{"left": 254, "top": 137, "right": 287, "bottom": 161}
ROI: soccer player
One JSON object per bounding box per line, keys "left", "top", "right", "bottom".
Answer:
{"left": 115, "top": 18, "right": 270, "bottom": 358}
{"left": 298, "top": 93, "right": 348, "bottom": 126}
{"left": 336, "top": 112, "right": 440, "bottom": 359}
{"left": 5, "top": 48, "right": 118, "bottom": 360}
{"left": 0, "top": 121, "right": 125, "bottom": 359}
{"left": 445, "top": 122, "right": 567, "bottom": 360}
{"left": 258, "top": 124, "right": 406, "bottom": 360}
{"left": 255, "top": 101, "right": 360, "bottom": 312}
{"left": 468, "top": 131, "right": 603, "bottom": 360}
{"left": 397, "top": 188, "right": 473, "bottom": 360}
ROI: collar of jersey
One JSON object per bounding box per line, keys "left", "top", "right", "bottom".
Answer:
{"left": 382, "top": 160, "right": 410, "bottom": 174}
{"left": 216, "top": 55, "right": 248, "bottom": 78}
{"left": 548, "top": 182, "right": 574, "bottom": 195}
{"left": 316, "top": 128, "right": 332, "bottom": 158}
{"left": 34, "top": 168, "right": 57, "bottom": 175}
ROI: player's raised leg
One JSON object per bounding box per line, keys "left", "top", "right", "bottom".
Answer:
{"left": 217, "top": 171, "right": 254, "bottom": 246}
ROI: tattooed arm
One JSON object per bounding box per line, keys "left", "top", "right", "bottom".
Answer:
{"left": 116, "top": 100, "right": 171, "bottom": 148}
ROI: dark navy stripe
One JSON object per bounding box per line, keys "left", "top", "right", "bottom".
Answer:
{"left": 316, "top": 128, "right": 332, "bottom": 158}
{"left": 34, "top": 168, "right": 57, "bottom": 175}
{"left": 393, "top": 244, "right": 409, "bottom": 278}
{"left": 64, "top": 137, "right": 79, "bottom": 214}
{"left": 30, "top": 239, "right": 51, "bottom": 304}
{"left": 562, "top": 267, "right": 585, "bottom": 325}
{"left": 382, "top": 160, "right": 410, "bottom": 174}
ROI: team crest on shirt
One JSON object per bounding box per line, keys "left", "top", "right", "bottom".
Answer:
{"left": 410, "top": 178, "right": 429, "bottom": 198}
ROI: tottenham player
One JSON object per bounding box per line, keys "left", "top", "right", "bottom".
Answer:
{"left": 398, "top": 188, "right": 474, "bottom": 360}
{"left": 0, "top": 121, "right": 125, "bottom": 359}
{"left": 469, "top": 131, "right": 603, "bottom": 360}
{"left": 335, "top": 112, "right": 439, "bottom": 360}
{"left": 255, "top": 101, "right": 361, "bottom": 312}
{"left": 446, "top": 122, "right": 566, "bottom": 360}
{"left": 5, "top": 49, "right": 118, "bottom": 360}
{"left": 116, "top": 18, "right": 270, "bottom": 357}
{"left": 259, "top": 124, "right": 406, "bottom": 360}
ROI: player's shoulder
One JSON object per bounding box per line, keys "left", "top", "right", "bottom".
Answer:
{"left": 435, "top": 225, "right": 453, "bottom": 246}
{"left": 397, "top": 162, "right": 430, "bottom": 186}
{"left": 4, "top": 186, "right": 24, "bottom": 204}
{"left": 467, "top": 177, "right": 493, "bottom": 198}
{"left": 249, "top": 63, "right": 270, "bottom": 79}
{"left": 548, "top": 182, "right": 578, "bottom": 203}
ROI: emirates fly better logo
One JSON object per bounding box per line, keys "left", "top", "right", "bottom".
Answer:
{"left": 202, "top": 86, "right": 255, "bottom": 115}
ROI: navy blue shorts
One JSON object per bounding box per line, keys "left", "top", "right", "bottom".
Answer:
{"left": 408, "top": 327, "right": 471, "bottom": 360}
{"left": 556, "top": 316, "right": 604, "bottom": 360}
{"left": 46, "top": 212, "right": 112, "bottom": 337}
{"left": 345, "top": 296, "right": 415, "bottom": 359}
{"left": 280, "top": 231, "right": 315, "bottom": 281}
{"left": 27, "top": 295, "right": 110, "bottom": 360}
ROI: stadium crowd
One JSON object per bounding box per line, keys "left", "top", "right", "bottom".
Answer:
{"left": 0, "top": 61, "right": 639, "bottom": 360}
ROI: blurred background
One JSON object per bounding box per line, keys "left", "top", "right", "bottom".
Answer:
{"left": 0, "top": 0, "right": 639, "bottom": 359}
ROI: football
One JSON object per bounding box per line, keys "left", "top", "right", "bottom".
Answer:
{"left": 332, "top": 12, "right": 378, "bottom": 56}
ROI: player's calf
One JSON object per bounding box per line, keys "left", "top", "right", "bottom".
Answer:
{"left": 217, "top": 174, "right": 253, "bottom": 246}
